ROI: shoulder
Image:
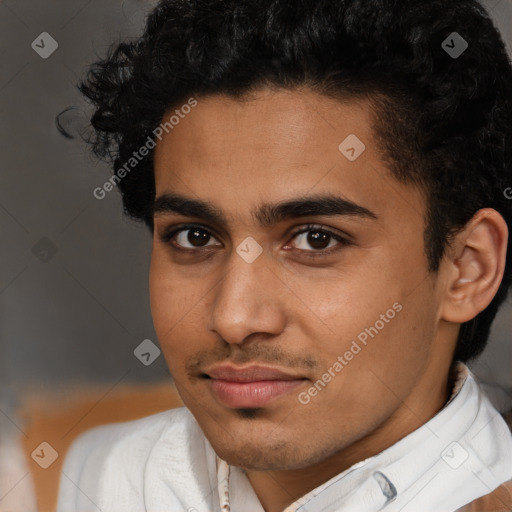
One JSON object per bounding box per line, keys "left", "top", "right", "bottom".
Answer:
{"left": 65, "top": 405, "right": 193, "bottom": 457}
{"left": 57, "top": 407, "right": 197, "bottom": 510}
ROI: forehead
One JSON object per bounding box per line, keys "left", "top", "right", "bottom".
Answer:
{"left": 152, "top": 88, "right": 425, "bottom": 230}
{"left": 154, "top": 88, "right": 373, "bottom": 171}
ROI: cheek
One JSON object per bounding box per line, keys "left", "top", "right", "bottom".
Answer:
{"left": 149, "top": 250, "right": 214, "bottom": 367}
{"left": 149, "top": 251, "right": 191, "bottom": 353}
{"left": 304, "top": 260, "right": 436, "bottom": 388}
{"left": 149, "top": 248, "right": 197, "bottom": 327}
{"left": 149, "top": 250, "right": 170, "bottom": 332}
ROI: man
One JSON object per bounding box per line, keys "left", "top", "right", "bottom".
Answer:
{"left": 57, "top": 0, "right": 512, "bottom": 510}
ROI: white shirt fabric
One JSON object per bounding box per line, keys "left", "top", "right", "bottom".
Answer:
{"left": 57, "top": 363, "right": 512, "bottom": 512}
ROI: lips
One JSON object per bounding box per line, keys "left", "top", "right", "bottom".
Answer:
{"left": 206, "top": 364, "right": 301, "bottom": 382}
{"left": 204, "top": 364, "right": 307, "bottom": 408}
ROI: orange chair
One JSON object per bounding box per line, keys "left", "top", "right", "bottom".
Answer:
{"left": 18, "top": 382, "right": 183, "bottom": 512}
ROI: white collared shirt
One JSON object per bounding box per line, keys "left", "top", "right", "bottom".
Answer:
{"left": 57, "top": 363, "right": 512, "bottom": 512}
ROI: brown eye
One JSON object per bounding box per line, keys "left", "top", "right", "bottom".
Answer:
{"left": 174, "top": 227, "right": 219, "bottom": 248}
{"left": 291, "top": 227, "right": 342, "bottom": 252}
{"left": 184, "top": 228, "right": 210, "bottom": 247}
{"left": 159, "top": 224, "right": 222, "bottom": 250}
{"left": 305, "top": 230, "right": 332, "bottom": 250}
{"left": 284, "top": 224, "right": 353, "bottom": 259}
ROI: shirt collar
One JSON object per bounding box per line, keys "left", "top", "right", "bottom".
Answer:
{"left": 214, "top": 362, "right": 509, "bottom": 512}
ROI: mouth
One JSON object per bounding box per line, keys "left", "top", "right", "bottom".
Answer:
{"left": 202, "top": 364, "right": 308, "bottom": 408}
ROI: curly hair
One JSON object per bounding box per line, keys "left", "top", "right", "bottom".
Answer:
{"left": 77, "top": 0, "right": 512, "bottom": 362}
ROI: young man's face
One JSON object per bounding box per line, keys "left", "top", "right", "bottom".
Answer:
{"left": 150, "top": 88, "right": 455, "bottom": 471}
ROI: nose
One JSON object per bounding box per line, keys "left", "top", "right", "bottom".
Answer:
{"left": 207, "top": 247, "right": 287, "bottom": 345}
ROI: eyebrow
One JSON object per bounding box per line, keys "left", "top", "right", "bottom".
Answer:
{"left": 152, "top": 192, "right": 378, "bottom": 228}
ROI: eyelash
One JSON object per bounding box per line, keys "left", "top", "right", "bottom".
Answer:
{"left": 159, "top": 223, "right": 352, "bottom": 259}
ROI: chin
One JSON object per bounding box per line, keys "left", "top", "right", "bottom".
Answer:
{"left": 216, "top": 442, "right": 304, "bottom": 471}
{"left": 206, "top": 426, "right": 333, "bottom": 471}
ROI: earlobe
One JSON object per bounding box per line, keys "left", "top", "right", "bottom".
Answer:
{"left": 441, "top": 208, "right": 508, "bottom": 324}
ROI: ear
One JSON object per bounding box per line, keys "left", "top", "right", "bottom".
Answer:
{"left": 440, "top": 208, "right": 508, "bottom": 324}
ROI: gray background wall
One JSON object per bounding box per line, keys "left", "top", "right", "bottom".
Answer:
{"left": 1, "top": 0, "right": 511, "bottom": 413}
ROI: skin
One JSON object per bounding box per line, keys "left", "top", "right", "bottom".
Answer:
{"left": 150, "top": 87, "right": 508, "bottom": 512}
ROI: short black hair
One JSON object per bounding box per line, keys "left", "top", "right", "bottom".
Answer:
{"left": 77, "top": 0, "right": 512, "bottom": 363}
